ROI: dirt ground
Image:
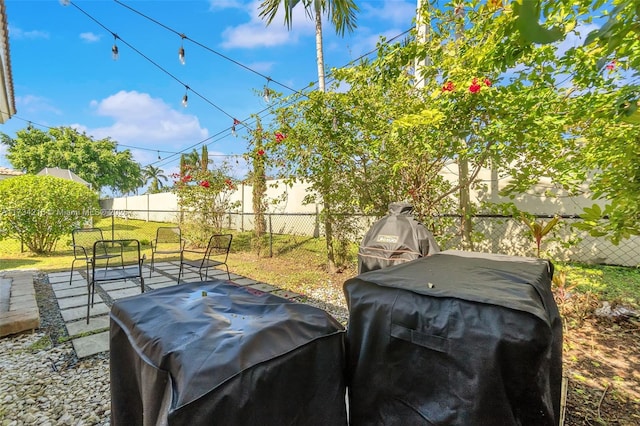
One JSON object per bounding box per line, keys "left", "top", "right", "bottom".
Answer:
{"left": 560, "top": 294, "right": 640, "bottom": 425}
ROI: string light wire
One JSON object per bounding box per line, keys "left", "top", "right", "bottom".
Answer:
{"left": 68, "top": 1, "right": 234, "bottom": 119}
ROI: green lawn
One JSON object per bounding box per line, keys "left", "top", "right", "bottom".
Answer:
{"left": 1, "top": 219, "right": 639, "bottom": 308}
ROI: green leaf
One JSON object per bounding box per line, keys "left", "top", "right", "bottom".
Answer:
{"left": 513, "top": 0, "right": 564, "bottom": 44}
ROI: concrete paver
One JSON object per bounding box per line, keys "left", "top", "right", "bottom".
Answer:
{"left": 0, "top": 271, "right": 40, "bottom": 337}
{"left": 233, "top": 277, "right": 257, "bottom": 286}
{"left": 66, "top": 316, "right": 110, "bottom": 337}
{"left": 72, "top": 331, "right": 110, "bottom": 358}
{"left": 56, "top": 294, "right": 90, "bottom": 310}
{"left": 61, "top": 302, "right": 109, "bottom": 322}
{"left": 109, "top": 287, "right": 145, "bottom": 300}
{"left": 52, "top": 287, "right": 88, "bottom": 299}
{"left": 3, "top": 261, "right": 305, "bottom": 359}
{"left": 100, "top": 280, "right": 140, "bottom": 291}
{"left": 248, "top": 283, "right": 278, "bottom": 292}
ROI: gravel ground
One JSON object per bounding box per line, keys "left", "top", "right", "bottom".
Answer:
{"left": 0, "top": 272, "right": 349, "bottom": 425}
{"left": 0, "top": 272, "right": 111, "bottom": 425}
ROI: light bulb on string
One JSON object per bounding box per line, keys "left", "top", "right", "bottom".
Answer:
{"left": 182, "top": 86, "right": 189, "bottom": 108}
{"left": 178, "top": 34, "right": 186, "bottom": 65}
{"left": 112, "top": 34, "right": 119, "bottom": 60}
{"left": 263, "top": 78, "right": 272, "bottom": 103}
{"left": 157, "top": 151, "right": 162, "bottom": 160}
{"left": 231, "top": 118, "right": 241, "bottom": 137}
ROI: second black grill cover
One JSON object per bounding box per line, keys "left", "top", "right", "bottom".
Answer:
{"left": 358, "top": 202, "right": 440, "bottom": 274}
{"left": 344, "top": 250, "right": 563, "bottom": 426}
{"left": 110, "top": 280, "right": 347, "bottom": 426}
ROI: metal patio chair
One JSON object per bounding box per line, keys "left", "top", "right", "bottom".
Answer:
{"left": 149, "top": 226, "right": 184, "bottom": 277}
{"left": 87, "top": 239, "right": 145, "bottom": 323}
{"left": 69, "top": 228, "right": 122, "bottom": 285}
{"left": 178, "top": 234, "right": 232, "bottom": 284}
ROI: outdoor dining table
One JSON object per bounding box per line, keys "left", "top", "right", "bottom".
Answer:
{"left": 109, "top": 279, "right": 347, "bottom": 426}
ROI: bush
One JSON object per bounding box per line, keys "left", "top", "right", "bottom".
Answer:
{"left": 0, "top": 175, "right": 99, "bottom": 253}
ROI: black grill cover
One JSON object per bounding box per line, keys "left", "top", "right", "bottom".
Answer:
{"left": 110, "top": 280, "right": 347, "bottom": 426}
{"left": 344, "top": 250, "right": 563, "bottom": 426}
{"left": 358, "top": 202, "right": 439, "bottom": 274}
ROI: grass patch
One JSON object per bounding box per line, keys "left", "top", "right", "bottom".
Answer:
{"left": 26, "top": 334, "right": 52, "bottom": 351}
{"left": 2, "top": 219, "right": 639, "bottom": 308}
{"left": 557, "top": 262, "right": 640, "bottom": 308}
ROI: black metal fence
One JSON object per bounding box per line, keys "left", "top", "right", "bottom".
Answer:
{"left": 2, "top": 208, "right": 639, "bottom": 267}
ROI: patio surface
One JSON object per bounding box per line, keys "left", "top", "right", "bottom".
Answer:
{"left": 4, "top": 262, "right": 302, "bottom": 359}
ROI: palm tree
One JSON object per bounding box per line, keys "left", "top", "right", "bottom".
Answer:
{"left": 258, "top": 0, "right": 358, "bottom": 92}
{"left": 144, "top": 165, "right": 168, "bottom": 194}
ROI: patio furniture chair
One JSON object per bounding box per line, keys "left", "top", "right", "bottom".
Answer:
{"left": 149, "top": 226, "right": 184, "bottom": 277}
{"left": 178, "top": 234, "right": 233, "bottom": 284}
{"left": 70, "top": 228, "right": 122, "bottom": 285}
{"left": 87, "top": 239, "right": 145, "bottom": 323}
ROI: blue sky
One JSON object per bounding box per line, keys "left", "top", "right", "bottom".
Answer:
{"left": 0, "top": 0, "right": 418, "bottom": 180}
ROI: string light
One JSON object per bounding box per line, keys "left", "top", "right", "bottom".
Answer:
{"left": 182, "top": 86, "right": 189, "bottom": 107}
{"left": 178, "top": 34, "right": 186, "bottom": 65}
{"left": 231, "top": 118, "right": 241, "bottom": 137}
{"left": 112, "top": 34, "right": 119, "bottom": 60}
{"left": 60, "top": 1, "right": 414, "bottom": 171}
{"left": 263, "top": 78, "right": 272, "bottom": 103}
{"left": 157, "top": 150, "right": 162, "bottom": 160}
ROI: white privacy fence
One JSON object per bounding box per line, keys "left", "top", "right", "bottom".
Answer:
{"left": 99, "top": 179, "right": 640, "bottom": 267}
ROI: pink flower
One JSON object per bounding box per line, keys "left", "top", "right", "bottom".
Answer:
{"left": 442, "top": 81, "right": 455, "bottom": 92}
{"left": 469, "top": 78, "right": 481, "bottom": 93}
{"left": 199, "top": 180, "right": 210, "bottom": 188}
{"left": 606, "top": 59, "right": 616, "bottom": 71}
{"left": 275, "top": 132, "right": 285, "bottom": 142}
{"left": 483, "top": 78, "right": 491, "bottom": 87}
{"left": 182, "top": 175, "right": 192, "bottom": 183}
{"left": 257, "top": 149, "right": 265, "bottom": 156}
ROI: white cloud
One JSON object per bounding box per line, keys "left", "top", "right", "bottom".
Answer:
{"left": 245, "top": 61, "right": 276, "bottom": 73}
{"left": 209, "top": 0, "right": 245, "bottom": 10}
{"left": 9, "top": 25, "right": 50, "bottom": 40}
{"left": 16, "top": 95, "right": 62, "bottom": 115}
{"left": 361, "top": 0, "right": 416, "bottom": 27}
{"left": 220, "top": 0, "right": 314, "bottom": 48}
{"left": 79, "top": 32, "right": 101, "bottom": 43}
{"left": 82, "top": 90, "right": 209, "bottom": 148}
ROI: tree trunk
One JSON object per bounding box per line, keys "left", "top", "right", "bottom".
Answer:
{"left": 459, "top": 158, "right": 474, "bottom": 250}
{"left": 253, "top": 121, "right": 266, "bottom": 238}
{"left": 314, "top": 4, "right": 326, "bottom": 92}
{"left": 313, "top": 4, "right": 336, "bottom": 272}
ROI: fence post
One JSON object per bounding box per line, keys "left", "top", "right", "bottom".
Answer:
{"left": 314, "top": 205, "right": 320, "bottom": 238}
{"left": 241, "top": 182, "right": 245, "bottom": 232}
{"left": 111, "top": 210, "right": 115, "bottom": 240}
{"left": 269, "top": 214, "right": 273, "bottom": 258}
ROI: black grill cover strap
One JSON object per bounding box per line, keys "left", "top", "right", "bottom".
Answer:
{"left": 390, "top": 323, "right": 449, "bottom": 353}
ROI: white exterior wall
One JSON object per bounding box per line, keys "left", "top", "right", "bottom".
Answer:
{"left": 99, "top": 173, "right": 639, "bottom": 267}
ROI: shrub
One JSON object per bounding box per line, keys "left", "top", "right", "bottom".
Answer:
{"left": 0, "top": 175, "right": 99, "bottom": 253}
